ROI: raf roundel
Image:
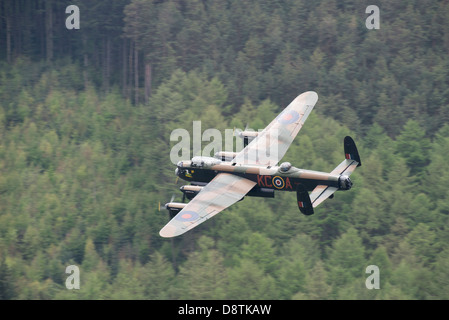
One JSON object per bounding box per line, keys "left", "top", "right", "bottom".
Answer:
{"left": 277, "top": 110, "right": 300, "bottom": 125}
{"left": 272, "top": 176, "right": 285, "bottom": 189}
{"left": 175, "top": 211, "right": 199, "bottom": 222}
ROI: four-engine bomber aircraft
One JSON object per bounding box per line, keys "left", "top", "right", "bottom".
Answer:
{"left": 159, "top": 91, "right": 361, "bottom": 237}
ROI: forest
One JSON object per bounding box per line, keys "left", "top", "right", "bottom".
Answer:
{"left": 0, "top": 0, "right": 449, "bottom": 300}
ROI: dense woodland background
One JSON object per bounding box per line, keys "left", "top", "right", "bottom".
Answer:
{"left": 1, "top": 0, "right": 449, "bottom": 299}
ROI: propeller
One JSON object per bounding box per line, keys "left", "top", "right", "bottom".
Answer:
{"left": 159, "top": 194, "right": 175, "bottom": 211}
{"left": 233, "top": 123, "right": 249, "bottom": 138}
{"left": 234, "top": 124, "right": 252, "bottom": 147}
{"left": 175, "top": 167, "right": 180, "bottom": 184}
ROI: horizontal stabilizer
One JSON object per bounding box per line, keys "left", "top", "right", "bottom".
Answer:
{"left": 330, "top": 159, "right": 359, "bottom": 176}
{"left": 309, "top": 185, "right": 338, "bottom": 208}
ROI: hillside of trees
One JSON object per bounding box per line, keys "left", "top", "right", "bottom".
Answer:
{"left": 1, "top": 0, "right": 449, "bottom": 300}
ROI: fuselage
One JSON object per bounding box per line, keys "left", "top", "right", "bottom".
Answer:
{"left": 176, "top": 156, "right": 344, "bottom": 193}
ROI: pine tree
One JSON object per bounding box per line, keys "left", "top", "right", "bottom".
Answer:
{"left": 300, "top": 260, "right": 331, "bottom": 300}
{"left": 327, "top": 228, "right": 366, "bottom": 295}
{"left": 176, "top": 236, "right": 228, "bottom": 299}
{"left": 0, "top": 257, "right": 15, "bottom": 299}
{"left": 226, "top": 259, "right": 278, "bottom": 300}
{"left": 395, "top": 120, "right": 431, "bottom": 174}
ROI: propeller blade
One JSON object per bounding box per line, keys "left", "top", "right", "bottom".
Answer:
{"left": 159, "top": 194, "right": 175, "bottom": 212}
{"left": 233, "top": 126, "right": 242, "bottom": 137}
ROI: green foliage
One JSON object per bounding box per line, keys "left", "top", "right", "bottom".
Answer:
{"left": 396, "top": 120, "right": 431, "bottom": 174}
{"left": 327, "top": 228, "right": 366, "bottom": 293}
{"left": 0, "top": 256, "right": 16, "bottom": 299}
{"left": 176, "top": 236, "right": 228, "bottom": 299}
{"left": 227, "top": 259, "right": 279, "bottom": 300}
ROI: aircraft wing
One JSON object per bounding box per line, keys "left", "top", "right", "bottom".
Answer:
{"left": 159, "top": 173, "right": 256, "bottom": 238}
{"left": 232, "top": 91, "right": 318, "bottom": 166}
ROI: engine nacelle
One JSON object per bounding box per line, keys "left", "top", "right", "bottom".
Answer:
{"left": 238, "top": 130, "right": 259, "bottom": 146}
{"left": 214, "top": 151, "right": 238, "bottom": 161}
{"left": 180, "top": 185, "right": 203, "bottom": 200}
{"left": 238, "top": 130, "right": 259, "bottom": 138}
{"left": 338, "top": 175, "right": 353, "bottom": 190}
{"left": 164, "top": 202, "right": 187, "bottom": 218}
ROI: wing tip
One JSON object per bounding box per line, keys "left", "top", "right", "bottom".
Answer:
{"left": 159, "top": 224, "right": 185, "bottom": 238}
{"left": 302, "top": 91, "right": 318, "bottom": 100}
{"left": 292, "top": 91, "right": 318, "bottom": 107}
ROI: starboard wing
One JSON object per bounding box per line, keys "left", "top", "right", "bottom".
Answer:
{"left": 159, "top": 173, "right": 256, "bottom": 238}
{"left": 231, "top": 91, "right": 318, "bottom": 166}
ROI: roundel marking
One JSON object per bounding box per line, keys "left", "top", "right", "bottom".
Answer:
{"left": 175, "top": 210, "right": 199, "bottom": 222}
{"left": 277, "top": 110, "right": 300, "bottom": 125}
{"left": 272, "top": 176, "right": 285, "bottom": 189}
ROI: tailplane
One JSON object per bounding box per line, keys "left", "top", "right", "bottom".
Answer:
{"left": 308, "top": 136, "right": 361, "bottom": 209}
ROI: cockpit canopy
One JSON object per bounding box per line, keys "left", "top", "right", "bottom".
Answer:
{"left": 191, "top": 156, "right": 221, "bottom": 167}
{"left": 280, "top": 162, "right": 292, "bottom": 172}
